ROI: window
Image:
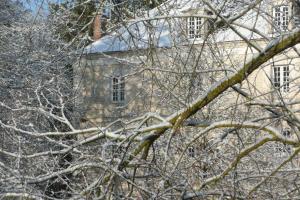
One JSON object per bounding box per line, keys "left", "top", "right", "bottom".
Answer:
{"left": 283, "top": 66, "right": 290, "bottom": 92}
{"left": 273, "top": 5, "right": 289, "bottom": 31}
{"left": 273, "top": 66, "right": 280, "bottom": 88}
{"left": 112, "top": 76, "right": 125, "bottom": 102}
{"left": 187, "top": 146, "right": 195, "bottom": 157}
{"left": 97, "top": 0, "right": 111, "bottom": 18}
{"left": 187, "top": 17, "right": 202, "bottom": 39}
{"left": 282, "top": 129, "right": 291, "bottom": 138}
{"left": 273, "top": 65, "right": 289, "bottom": 92}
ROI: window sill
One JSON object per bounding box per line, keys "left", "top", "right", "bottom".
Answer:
{"left": 181, "top": 38, "right": 204, "bottom": 45}
{"left": 112, "top": 101, "right": 125, "bottom": 104}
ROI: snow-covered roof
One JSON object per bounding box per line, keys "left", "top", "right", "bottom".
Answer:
{"left": 84, "top": 0, "right": 270, "bottom": 54}
{"left": 85, "top": 19, "right": 177, "bottom": 53}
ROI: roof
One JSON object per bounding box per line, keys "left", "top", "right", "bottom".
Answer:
{"left": 84, "top": 0, "right": 270, "bottom": 54}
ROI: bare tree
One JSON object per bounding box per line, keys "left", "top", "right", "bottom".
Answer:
{"left": 0, "top": 0, "right": 77, "bottom": 198}
{"left": 2, "top": 0, "right": 300, "bottom": 199}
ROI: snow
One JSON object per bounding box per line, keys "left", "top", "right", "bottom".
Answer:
{"left": 84, "top": 0, "right": 270, "bottom": 54}
{"left": 84, "top": 19, "right": 176, "bottom": 53}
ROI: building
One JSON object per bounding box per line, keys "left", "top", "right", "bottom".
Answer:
{"left": 74, "top": 0, "right": 300, "bottom": 196}
{"left": 77, "top": 0, "right": 300, "bottom": 127}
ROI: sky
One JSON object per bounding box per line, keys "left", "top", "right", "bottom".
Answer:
{"left": 22, "top": 0, "right": 57, "bottom": 15}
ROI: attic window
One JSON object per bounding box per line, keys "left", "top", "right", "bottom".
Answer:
{"left": 187, "top": 17, "right": 202, "bottom": 39}
{"left": 273, "top": 5, "right": 289, "bottom": 31}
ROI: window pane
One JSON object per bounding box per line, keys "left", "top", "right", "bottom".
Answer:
{"left": 188, "top": 17, "right": 195, "bottom": 38}
{"left": 282, "top": 6, "right": 289, "bottom": 31}
{"left": 195, "top": 17, "right": 201, "bottom": 38}
{"left": 275, "top": 7, "right": 281, "bottom": 28}
{"left": 120, "top": 77, "right": 125, "bottom": 101}
{"left": 283, "top": 66, "right": 289, "bottom": 92}
{"left": 273, "top": 66, "right": 280, "bottom": 89}
{"left": 274, "top": 6, "right": 289, "bottom": 31}
{"left": 112, "top": 77, "right": 119, "bottom": 102}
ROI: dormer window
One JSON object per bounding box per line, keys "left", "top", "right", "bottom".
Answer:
{"left": 273, "top": 5, "right": 289, "bottom": 31}
{"left": 187, "top": 17, "right": 202, "bottom": 39}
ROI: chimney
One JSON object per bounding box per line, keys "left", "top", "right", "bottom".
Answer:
{"left": 93, "top": 13, "right": 101, "bottom": 41}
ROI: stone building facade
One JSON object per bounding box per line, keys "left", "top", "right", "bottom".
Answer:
{"left": 71, "top": 1, "right": 300, "bottom": 194}
{"left": 77, "top": 0, "right": 299, "bottom": 121}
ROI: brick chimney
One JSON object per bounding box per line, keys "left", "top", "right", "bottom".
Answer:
{"left": 93, "top": 13, "right": 102, "bottom": 41}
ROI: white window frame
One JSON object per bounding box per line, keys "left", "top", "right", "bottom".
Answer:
{"left": 273, "top": 5, "right": 289, "bottom": 32}
{"left": 272, "top": 65, "right": 290, "bottom": 92}
{"left": 112, "top": 76, "right": 125, "bottom": 103}
{"left": 187, "top": 17, "right": 202, "bottom": 39}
